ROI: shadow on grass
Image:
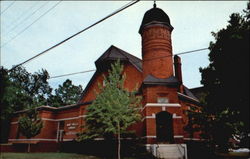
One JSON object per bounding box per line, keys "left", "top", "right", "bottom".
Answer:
{"left": 186, "top": 141, "right": 250, "bottom": 159}
{"left": 60, "top": 139, "right": 156, "bottom": 159}
{"left": 1, "top": 152, "right": 101, "bottom": 159}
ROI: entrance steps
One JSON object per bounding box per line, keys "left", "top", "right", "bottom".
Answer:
{"left": 148, "top": 144, "right": 187, "bottom": 159}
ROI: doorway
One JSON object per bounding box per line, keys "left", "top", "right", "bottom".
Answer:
{"left": 156, "top": 111, "right": 174, "bottom": 143}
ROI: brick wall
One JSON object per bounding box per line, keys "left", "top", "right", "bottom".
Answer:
{"left": 141, "top": 25, "right": 173, "bottom": 79}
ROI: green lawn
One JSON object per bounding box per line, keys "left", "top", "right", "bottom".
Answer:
{"left": 0, "top": 153, "right": 137, "bottom": 159}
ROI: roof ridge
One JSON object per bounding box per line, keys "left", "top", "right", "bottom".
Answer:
{"left": 112, "top": 45, "right": 141, "bottom": 60}
{"left": 112, "top": 46, "right": 130, "bottom": 61}
{"left": 95, "top": 45, "right": 142, "bottom": 72}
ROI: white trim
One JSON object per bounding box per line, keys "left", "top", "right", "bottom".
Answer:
{"left": 142, "top": 103, "right": 181, "bottom": 111}
{"left": 146, "top": 103, "right": 181, "bottom": 107}
{"left": 183, "top": 138, "right": 201, "bottom": 141}
{"left": 142, "top": 136, "right": 157, "bottom": 138}
{"left": 178, "top": 92, "right": 199, "bottom": 102}
{"left": 173, "top": 116, "right": 182, "bottom": 119}
{"left": 173, "top": 113, "right": 182, "bottom": 119}
{"left": 62, "top": 139, "right": 74, "bottom": 141}
{"left": 141, "top": 115, "right": 155, "bottom": 121}
{"left": 56, "top": 122, "right": 60, "bottom": 142}
{"left": 174, "top": 135, "right": 184, "bottom": 138}
{"left": 141, "top": 114, "right": 182, "bottom": 121}
{"left": 10, "top": 115, "right": 86, "bottom": 124}
{"left": 43, "top": 115, "right": 86, "bottom": 121}
{"left": 9, "top": 138, "right": 57, "bottom": 141}
{"left": 143, "top": 135, "right": 184, "bottom": 139}
{"left": 41, "top": 118, "right": 57, "bottom": 121}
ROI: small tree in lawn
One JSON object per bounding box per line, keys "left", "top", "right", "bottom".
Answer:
{"left": 18, "top": 107, "right": 43, "bottom": 152}
{"left": 77, "top": 60, "right": 141, "bottom": 159}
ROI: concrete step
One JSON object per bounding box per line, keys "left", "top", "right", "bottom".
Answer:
{"left": 156, "top": 144, "right": 185, "bottom": 159}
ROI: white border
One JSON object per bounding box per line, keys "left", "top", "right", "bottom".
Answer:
{"left": 142, "top": 135, "right": 184, "bottom": 139}
{"left": 142, "top": 136, "right": 156, "bottom": 138}
{"left": 9, "top": 139, "right": 57, "bottom": 141}
{"left": 8, "top": 138, "right": 75, "bottom": 142}
{"left": 11, "top": 115, "right": 86, "bottom": 124}
{"left": 183, "top": 138, "right": 201, "bottom": 141}
{"left": 141, "top": 114, "right": 182, "bottom": 121}
{"left": 174, "top": 135, "right": 184, "bottom": 138}
{"left": 177, "top": 92, "right": 199, "bottom": 102}
{"left": 142, "top": 103, "right": 181, "bottom": 112}
{"left": 146, "top": 103, "right": 181, "bottom": 107}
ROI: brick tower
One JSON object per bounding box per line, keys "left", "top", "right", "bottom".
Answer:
{"left": 140, "top": 4, "right": 184, "bottom": 144}
{"left": 139, "top": 4, "right": 174, "bottom": 79}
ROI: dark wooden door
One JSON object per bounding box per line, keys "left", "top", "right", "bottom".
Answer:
{"left": 156, "top": 111, "right": 174, "bottom": 143}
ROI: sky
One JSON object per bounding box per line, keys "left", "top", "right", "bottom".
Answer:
{"left": 0, "top": 1, "right": 248, "bottom": 91}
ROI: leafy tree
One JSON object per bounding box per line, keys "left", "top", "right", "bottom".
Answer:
{"left": 77, "top": 61, "right": 141, "bottom": 159}
{"left": 186, "top": 2, "right": 249, "bottom": 152}
{"left": 7, "top": 66, "right": 52, "bottom": 109}
{"left": 0, "top": 67, "right": 14, "bottom": 143}
{"left": 48, "top": 79, "right": 83, "bottom": 107}
{"left": 18, "top": 108, "right": 43, "bottom": 152}
{"left": 0, "top": 66, "right": 51, "bottom": 143}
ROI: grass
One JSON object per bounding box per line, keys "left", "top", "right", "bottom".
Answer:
{"left": 216, "top": 152, "right": 250, "bottom": 158}
{"left": 0, "top": 153, "right": 138, "bottom": 159}
{"left": 0, "top": 153, "right": 102, "bottom": 159}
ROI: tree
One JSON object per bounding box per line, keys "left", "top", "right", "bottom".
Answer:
{"left": 0, "top": 67, "right": 13, "bottom": 143}
{"left": 0, "top": 66, "right": 51, "bottom": 143}
{"left": 77, "top": 61, "right": 141, "bottom": 159}
{"left": 48, "top": 79, "right": 83, "bottom": 107}
{"left": 18, "top": 108, "right": 43, "bottom": 152}
{"left": 187, "top": 2, "right": 249, "bottom": 152}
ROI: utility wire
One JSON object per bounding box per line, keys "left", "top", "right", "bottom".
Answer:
{"left": 3, "top": 2, "right": 39, "bottom": 30}
{"left": 8, "top": 0, "right": 140, "bottom": 72}
{"left": 49, "top": 70, "right": 96, "bottom": 79}
{"left": 0, "top": 1, "right": 16, "bottom": 15}
{"left": 1, "top": 1, "right": 62, "bottom": 48}
{"left": 143, "top": 47, "right": 208, "bottom": 62}
{"left": 48, "top": 47, "right": 208, "bottom": 79}
{"left": 4, "top": 2, "right": 49, "bottom": 36}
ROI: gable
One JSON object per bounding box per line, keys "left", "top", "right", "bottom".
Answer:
{"left": 95, "top": 45, "right": 142, "bottom": 72}
{"left": 78, "top": 62, "right": 143, "bottom": 104}
{"left": 78, "top": 45, "right": 143, "bottom": 104}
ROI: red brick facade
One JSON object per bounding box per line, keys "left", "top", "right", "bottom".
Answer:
{"left": 7, "top": 5, "right": 201, "bottom": 150}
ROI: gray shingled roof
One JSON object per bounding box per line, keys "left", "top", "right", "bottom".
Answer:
{"left": 139, "top": 7, "right": 173, "bottom": 34}
{"left": 95, "top": 45, "right": 142, "bottom": 72}
{"left": 143, "top": 74, "right": 179, "bottom": 86}
{"left": 183, "top": 86, "right": 199, "bottom": 101}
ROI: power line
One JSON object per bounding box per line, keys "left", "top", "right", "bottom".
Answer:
{"left": 4, "top": 2, "right": 49, "bottom": 36}
{"left": 3, "top": 2, "right": 39, "bottom": 30}
{"left": 143, "top": 48, "right": 208, "bottom": 62}
{"left": 49, "top": 70, "right": 96, "bottom": 79}
{"left": 0, "top": 1, "right": 16, "bottom": 15}
{"left": 8, "top": 0, "right": 140, "bottom": 72}
{"left": 1, "top": 1, "right": 61, "bottom": 48}
{"left": 48, "top": 47, "right": 208, "bottom": 79}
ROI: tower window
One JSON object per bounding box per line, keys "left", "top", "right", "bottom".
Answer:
{"left": 157, "top": 97, "right": 169, "bottom": 103}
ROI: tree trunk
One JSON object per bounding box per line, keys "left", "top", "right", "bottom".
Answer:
{"left": 28, "top": 143, "right": 31, "bottom": 153}
{"left": 117, "top": 122, "right": 121, "bottom": 159}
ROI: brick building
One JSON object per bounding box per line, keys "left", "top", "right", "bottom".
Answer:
{"left": 8, "top": 4, "right": 201, "bottom": 151}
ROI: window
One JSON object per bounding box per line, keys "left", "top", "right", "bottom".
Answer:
{"left": 157, "top": 97, "right": 169, "bottom": 103}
